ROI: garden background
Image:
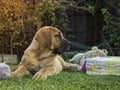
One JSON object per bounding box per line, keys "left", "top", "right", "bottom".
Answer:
{"left": 0, "top": 0, "right": 120, "bottom": 61}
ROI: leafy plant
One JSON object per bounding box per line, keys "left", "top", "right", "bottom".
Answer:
{"left": 0, "top": 0, "right": 62, "bottom": 60}
{"left": 55, "top": 6, "right": 70, "bottom": 37}
{"left": 0, "top": 0, "right": 27, "bottom": 55}
{"left": 101, "top": 9, "right": 120, "bottom": 55}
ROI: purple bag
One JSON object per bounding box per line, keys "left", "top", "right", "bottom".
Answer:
{"left": 81, "top": 60, "right": 86, "bottom": 73}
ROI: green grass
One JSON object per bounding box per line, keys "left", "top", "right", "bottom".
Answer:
{"left": 0, "top": 65, "right": 120, "bottom": 90}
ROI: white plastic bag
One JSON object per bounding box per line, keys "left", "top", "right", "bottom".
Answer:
{"left": 0, "top": 63, "right": 11, "bottom": 80}
{"left": 86, "top": 56, "right": 120, "bottom": 75}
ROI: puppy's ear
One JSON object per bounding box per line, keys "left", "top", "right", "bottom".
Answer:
{"left": 35, "top": 28, "right": 51, "bottom": 48}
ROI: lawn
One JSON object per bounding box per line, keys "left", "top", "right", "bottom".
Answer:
{"left": 0, "top": 65, "right": 120, "bottom": 90}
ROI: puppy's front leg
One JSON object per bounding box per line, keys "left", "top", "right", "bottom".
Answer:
{"left": 57, "top": 55, "right": 81, "bottom": 71}
{"left": 11, "top": 65, "right": 30, "bottom": 77}
{"left": 33, "top": 61, "right": 62, "bottom": 80}
{"left": 63, "top": 62, "right": 81, "bottom": 71}
{"left": 32, "top": 66, "right": 56, "bottom": 80}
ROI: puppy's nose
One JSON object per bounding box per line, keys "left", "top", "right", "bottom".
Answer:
{"left": 68, "top": 40, "right": 71, "bottom": 46}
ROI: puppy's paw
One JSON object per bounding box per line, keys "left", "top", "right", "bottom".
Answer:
{"left": 11, "top": 72, "right": 21, "bottom": 77}
{"left": 11, "top": 72, "right": 17, "bottom": 77}
{"left": 76, "top": 66, "right": 81, "bottom": 71}
{"left": 32, "top": 71, "right": 47, "bottom": 80}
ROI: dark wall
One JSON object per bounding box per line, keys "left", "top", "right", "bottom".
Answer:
{"left": 66, "top": 8, "right": 103, "bottom": 50}
{"left": 67, "top": 8, "right": 87, "bottom": 44}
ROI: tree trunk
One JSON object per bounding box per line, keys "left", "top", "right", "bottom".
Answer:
{"left": 1, "top": 38, "right": 4, "bottom": 62}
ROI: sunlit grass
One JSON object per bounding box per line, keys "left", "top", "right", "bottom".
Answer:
{"left": 0, "top": 65, "right": 120, "bottom": 90}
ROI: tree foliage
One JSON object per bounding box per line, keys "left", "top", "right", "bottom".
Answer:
{"left": 0, "top": 0, "right": 27, "bottom": 55}
{"left": 102, "top": 9, "right": 120, "bottom": 55}
{"left": 0, "top": 0, "right": 62, "bottom": 59}
{"left": 0, "top": 0, "right": 120, "bottom": 57}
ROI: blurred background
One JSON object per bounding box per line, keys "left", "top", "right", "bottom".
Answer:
{"left": 0, "top": 0, "right": 120, "bottom": 63}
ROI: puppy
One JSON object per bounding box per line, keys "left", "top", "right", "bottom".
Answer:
{"left": 11, "top": 26, "right": 80, "bottom": 80}
{"left": 69, "top": 46, "right": 108, "bottom": 66}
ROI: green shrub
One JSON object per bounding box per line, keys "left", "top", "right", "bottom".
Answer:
{"left": 101, "top": 9, "right": 120, "bottom": 56}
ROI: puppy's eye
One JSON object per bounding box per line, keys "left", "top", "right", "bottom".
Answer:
{"left": 54, "top": 33, "right": 61, "bottom": 38}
